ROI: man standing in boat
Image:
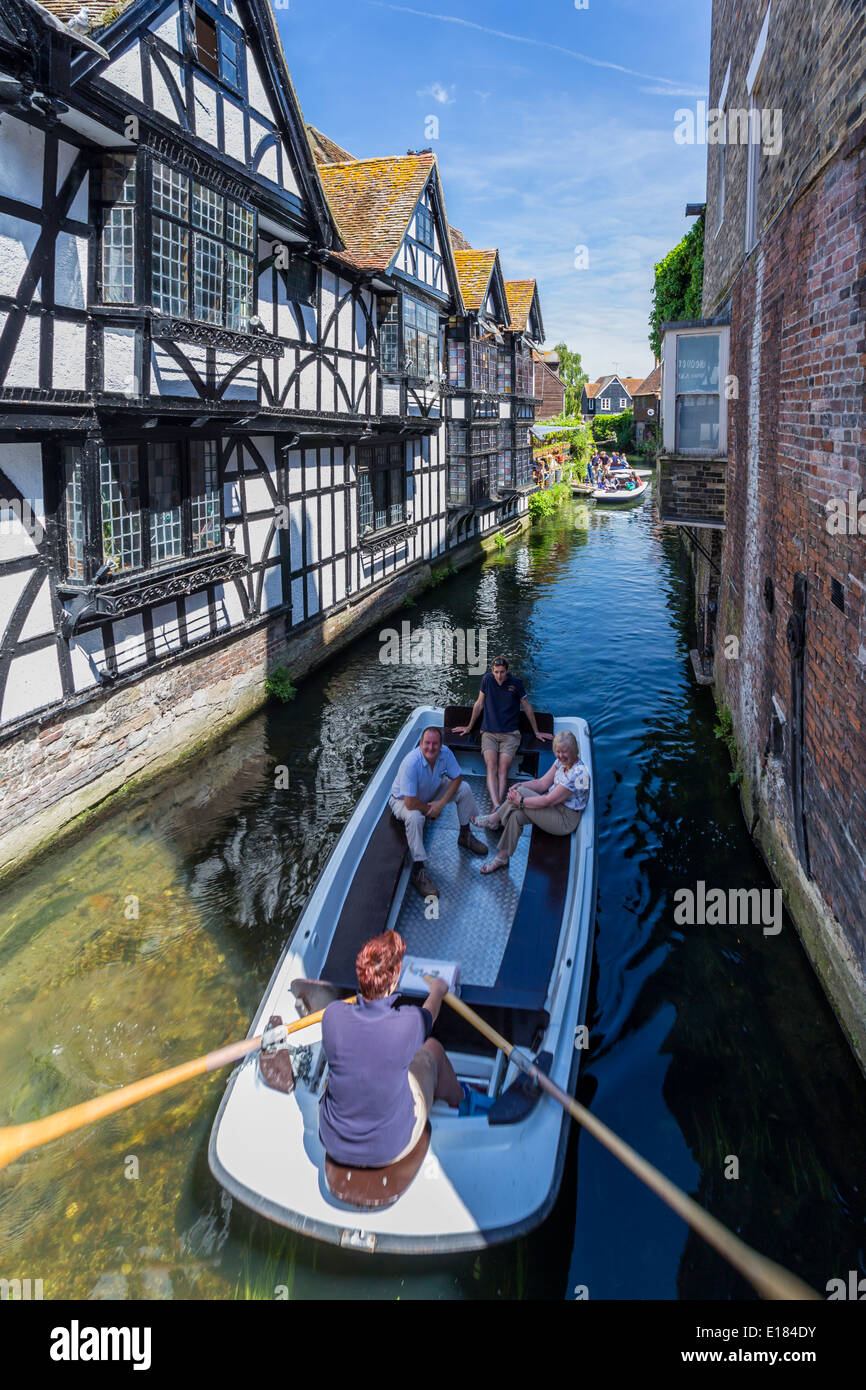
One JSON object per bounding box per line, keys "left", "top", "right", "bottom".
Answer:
{"left": 453, "top": 656, "right": 552, "bottom": 813}
{"left": 389, "top": 725, "right": 486, "bottom": 899}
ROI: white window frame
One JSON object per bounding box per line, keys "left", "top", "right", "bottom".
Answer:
{"left": 661, "top": 323, "right": 730, "bottom": 457}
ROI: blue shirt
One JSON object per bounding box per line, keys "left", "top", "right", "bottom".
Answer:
{"left": 391, "top": 742, "right": 460, "bottom": 801}
{"left": 318, "top": 995, "right": 433, "bottom": 1166}
{"left": 480, "top": 672, "right": 527, "bottom": 733}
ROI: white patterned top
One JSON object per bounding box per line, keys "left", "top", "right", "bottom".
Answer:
{"left": 553, "top": 758, "right": 591, "bottom": 812}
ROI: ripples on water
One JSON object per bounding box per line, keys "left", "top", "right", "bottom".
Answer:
{"left": 1, "top": 493, "right": 864, "bottom": 1300}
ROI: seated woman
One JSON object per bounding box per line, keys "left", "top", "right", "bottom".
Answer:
{"left": 477, "top": 731, "right": 590, "bottom": 874}
{"left": 318, "top": 929, "right": 464, "bottom": 1168}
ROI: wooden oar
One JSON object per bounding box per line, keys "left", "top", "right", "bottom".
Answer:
{"left": 0, "top": 1001, "right": 352, "bottom": 1174}
{"left": 434, "top": 981, "right": 820, "bottom": 1301}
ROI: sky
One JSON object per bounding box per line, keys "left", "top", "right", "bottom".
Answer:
{"left": 275, "top": 0, "right": 712, "bottom": 382}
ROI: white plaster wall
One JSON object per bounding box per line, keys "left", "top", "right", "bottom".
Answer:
{"left": 151, "top": 62, "right": 181, "bottom": 125}
{"left": 279, "top": 143, "right": 300, "bottom": 197}
{"left": 261, "top": 565, "right": 282, "bottom": 611}
{"left": 306, "top": 571, "right": 319, "bottom": 616}
{"left": 298, "top": 360, "right": 317, "bottom": 410}
{"left": 219, "top": 358, "right": 257, "bottom": 400}
{"left": 102, "top": 43, "right": 144, "bottom": 104}
{"left": 320, "top": 493, "right": 332, "bottom": 560}
{"left": 103, "top": 328, "right": 139, "bottom": 395}
{"left": 18, "top": 576, "right": 54, "bottom": 640}
{"left": 290, "top": 575, "right": 303, "bottom": 620}
{"left": 149, "top": 3, "right": 181, "bottom": 48}
{"left": 0, "top": 570, "right": 30, "bottom": 641}
{"left": 0, "top": 215, "right": 40, "bottom": 298}
{"left": 304, "top": 499, "right": 318, "bottom": 564}
{"left": 184, "top": 591, "right": 211, "bottom": 644}
{"left": 287, "top": 449, "right": 303, "bottom": 495}
{"left": 213, "top": 581, "right": 246, "bottom": 631}
{"left": 240, "top": 472, "right": 272, "bottom": 513}
{"left": 381, "top": 385, "right": 401, "bottom": 414}
{"left": 0, "top": 115, "right": 44, "bottom": 204}
{"left": 0, "top": 443, "right": 44, "bottom": 527}
{"left": 151, "top": 600, "right": 182, "bottom": 655}
{"left": 54, "top": 232, "right": 88, "bottom": 310}
{"left": 223, "top": 99, "right": 246, "bottom": 162}
{"left": 320, "top": 272, "right": 336, "bottom": 347}
{"left": 151, "top": 343, "right": 201, "bottom": 397}
{"left": 53, "top": 320, "right": 87, "bottom": 390}
{"left": 193, "top": 77, "right": 219, "bottom": 148}
{"left": 1, "top": 648, "right": 62, "bottom": 725}
{"left": 288, "top": 499, "right": 302, "bottom": 571}
{"left": 69, "top": 628, "right": 103, "bottom": 693}
{"left": 112, "top": 615, "right": 147, "bottom": 672}
{"left": 246, "top": 52, "right": 275, "bottom": 122}
{"left": 246, "top": 515, "right": 273, "bottom": 563}
{"left": 320, "top": 566, "right": 333, "bottom": 611}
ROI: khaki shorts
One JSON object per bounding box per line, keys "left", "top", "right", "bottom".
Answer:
{"left": 391, "top": 1046, "right": 438, "bottom": 1162}
{"left": 481, "top": 729, "right": 522, "bottom": 759}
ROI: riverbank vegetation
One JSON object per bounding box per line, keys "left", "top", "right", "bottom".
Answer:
{"left": 649, "top": 212, "right": 704, "bottom": 358}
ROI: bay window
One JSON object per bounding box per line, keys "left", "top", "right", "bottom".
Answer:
{"left": 447, "top": 336, "right": 466, "bottom": 387}
{"left": 61, "top": 440, "right": 223, "bottom": 581}
{"left": 496, "top": 423, "right": 513, "bottom": 491}
{"left": 446, "top": 423, "right": 468, "bottom": 505}
{"left": 100, "top": 155, "right": 136, "bottom": 304}
{"left": 151, "top": 160, "right": 254, "bottom": 330}
{"left": 514, "top": 345, "right": 533, "bottom": 395}
{"left": 358, "top": 443, "right": 405, "bottom": 534}
{"left": 378, "top": 295, "right": 440, "bottom": 378}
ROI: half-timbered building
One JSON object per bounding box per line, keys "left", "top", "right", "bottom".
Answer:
{"left": 0, "top": 0, "right": 551, "bottom": 873}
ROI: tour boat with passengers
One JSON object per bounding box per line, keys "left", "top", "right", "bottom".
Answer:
{"left": 208, "top": 705, "right": 597, "bottom": 1254}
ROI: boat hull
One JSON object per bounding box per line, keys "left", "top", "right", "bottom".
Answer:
{"left": 592, "top": 480, "right": 649, "bottom": 503}
{"left": 208, "top": 707, "right": 597, "bottom": 1253}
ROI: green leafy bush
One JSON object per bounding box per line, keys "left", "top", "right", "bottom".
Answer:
{"left": 528, "top": 482, "right": 571, "bottom": 520}
{"left": 265, "top": 664, "right": 297, "bottom": 703}
{"left": 649, "top": 213, "right": 704, "bottom": 358}
{"left": 591, "top": 410, "right": 634, "bottom": 449}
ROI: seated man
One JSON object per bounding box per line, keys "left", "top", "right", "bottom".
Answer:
{"left": 453, "top": 655, "right": 552, "bottom": 814}
{"left": 318, "top": 930, "right": 464, "bottom": 1168}
{"left": 389, "top": 725, "right": 485, "bottom": 899}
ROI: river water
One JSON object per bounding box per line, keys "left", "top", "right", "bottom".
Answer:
{"left": 2, "top": 493, "right": 864, "bottom": 1301}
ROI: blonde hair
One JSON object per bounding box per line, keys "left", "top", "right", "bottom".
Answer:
{"left": 552, "top": 731, "right": 579, "bottom": 763}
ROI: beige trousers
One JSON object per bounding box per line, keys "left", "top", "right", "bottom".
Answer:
{"left": 497, "top": 800, "right": 581, "bottom": 858}
{"left": 389, "top": 776, "right": 479, "bottom": 862}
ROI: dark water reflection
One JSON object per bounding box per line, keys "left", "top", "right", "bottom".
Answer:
{"left": 1, "top": 495, "right": 864, "bottom": 1300}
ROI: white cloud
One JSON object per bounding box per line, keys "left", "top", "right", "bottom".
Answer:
{"left": 418, "top": 80, "right": 455, "bottom": 105}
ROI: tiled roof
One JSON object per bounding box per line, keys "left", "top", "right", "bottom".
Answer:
{"left": 503, "top": 279, "right": 536, "bottom": 333}
{"left": 39, "top": 0, "right": 136, "bottom": 28}
{"left": 448, "top": 225, "right": 472, "bottom": 252}
{"left": 453, "top": 249, "right": 497, "bottom": 312}
{"left": 633, "top": 364, "right": 661, "bottom": 396}
{"left": 317, "top": 153, "right": 436, "bottom": 271}
{"left": 306, "top": 125, "right": 356, "bottom": 166}
{"left": 584, "top": 374, "right": 644, "bottom": 399}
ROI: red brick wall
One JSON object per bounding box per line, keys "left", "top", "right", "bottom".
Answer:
{"left": 717, "top": 130, "right": 866, "bottom": 964}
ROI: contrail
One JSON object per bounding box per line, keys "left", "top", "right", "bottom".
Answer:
{"left": 367, "top": 2, "right": 696, "bottom": 88}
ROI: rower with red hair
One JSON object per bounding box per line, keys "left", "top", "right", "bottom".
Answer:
{"left": 318, "top": 930, "right": 464, "bottom": 1167}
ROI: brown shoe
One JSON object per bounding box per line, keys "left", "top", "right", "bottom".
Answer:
{"left": 458, "top": 825, "right": 487, "bottom": 856}
{"left": 411, "top": 863, "right": 439, "bottom": 898}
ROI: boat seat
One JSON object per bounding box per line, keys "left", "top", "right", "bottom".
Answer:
{"left": 324, "top": 1124, "right": 431, "bottom": 1210}
{"left": 321, "top": 808, "right": 408, "bottom": 986}
{"left": 443, "top": 705, "right": 554, "bottom": 771}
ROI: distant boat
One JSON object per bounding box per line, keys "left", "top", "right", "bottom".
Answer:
{"left": 593, "top": 479, "right": 649, "bottom": 504}
{"left": 209, "top": 705, "right": 597, "bottom": 1254}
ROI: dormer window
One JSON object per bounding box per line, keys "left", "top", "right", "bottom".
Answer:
{"left": 192, "top": 4, "right": 245, "bottom": 94}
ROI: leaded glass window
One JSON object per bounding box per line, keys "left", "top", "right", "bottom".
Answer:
{"left": 101, "top": 446, "right": 142, "bottom": 574}
{"left": 101, "top": 155, "right": 136, "bottom": 305}
{"left": 378, "top": 298, "right": 399, "bottom": 373}
{"left": 358, "top": 443, "right": 404, "bottom": 534}
{"left": 448, "top": 337, "right": 466, "bottom": 386}
{"left": 150, "top": 161, "right": 253, "bottom": 330}
{"left": 62, "top": 447, "right": 85, "bottom": 580}
{"left": 446, "top": 423, "right": 468, "bottom": 505}
{"left": 190, "top": 440, "right": 221, "bottom": 551}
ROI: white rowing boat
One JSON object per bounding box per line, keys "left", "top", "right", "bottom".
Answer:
{"left": 209, "top": 704, "right": 597, "bottom": 1253}
{"left": 592, "top": 479, "right": 649, "bottom": 503}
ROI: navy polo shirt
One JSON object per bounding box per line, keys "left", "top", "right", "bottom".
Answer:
{"left": 480, "top": 671, "right": 527, "bottom": 733}
{"left": 318, "top": 994, "right": 433, "bottom": 1167}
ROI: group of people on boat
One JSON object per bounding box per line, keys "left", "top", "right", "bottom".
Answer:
{"left": 389, "top": 655, "right": 590, "bottom": 894}
{"left": 318, "top": 662, "right": 592, "bottom": 1170}
{"left": 589, "top": 451, "right": 642, "bottom": 492}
